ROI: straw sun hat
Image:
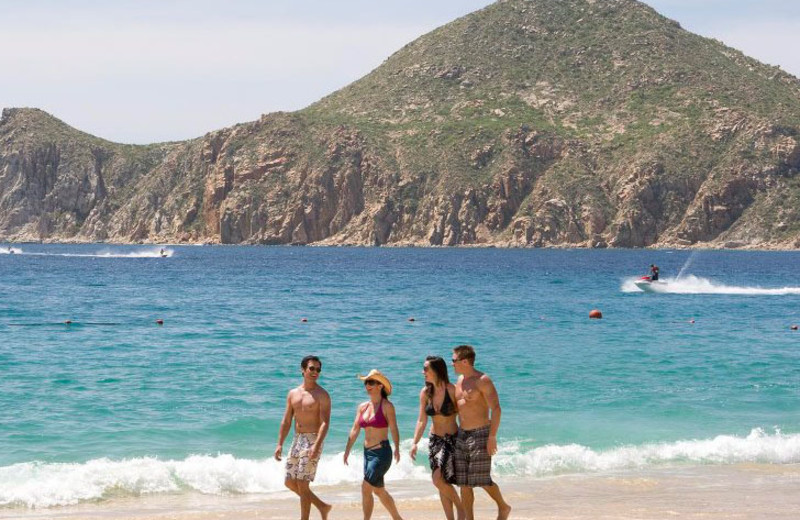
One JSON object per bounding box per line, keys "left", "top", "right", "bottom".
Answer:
{"left": 358, "top": 369, "right": 393, "bottom": 395}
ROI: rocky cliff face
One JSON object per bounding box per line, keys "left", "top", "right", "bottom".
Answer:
{"left": 2, "top": 0, "right": 800, "bottom": 248}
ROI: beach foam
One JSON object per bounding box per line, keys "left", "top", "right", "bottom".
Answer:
{"left": 496, "top": 428, "right": 800, "bottom": 476}
{"left": 3, "top": 429, "right": 798, "bottom": 509}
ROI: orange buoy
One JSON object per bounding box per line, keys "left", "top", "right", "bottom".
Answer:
{"left": 589, "top": 309, "right": 602, "bottom": 319}
{"left": 155, "top": 319, "right": 164, "bottom": 325}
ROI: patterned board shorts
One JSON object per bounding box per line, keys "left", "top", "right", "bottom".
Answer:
{"left": 285, "top": 433, "right": 320, "bottom": 481}
{"left": 429, "top": 433, "right": 457, "bottom": 484}
{"left": 454, "top": 425, "right": 494, "bottom": 487}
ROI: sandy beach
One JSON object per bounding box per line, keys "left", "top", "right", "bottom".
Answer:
{"left": 4, "top": 464, "right": 798, "bottom": 520}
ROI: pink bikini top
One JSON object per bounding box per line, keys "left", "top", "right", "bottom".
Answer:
{"left": 359, "top": 400, "right": 389, "bottom": 428}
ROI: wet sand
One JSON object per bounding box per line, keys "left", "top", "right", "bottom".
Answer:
{"left": 4, "top": 464, "right": 799, "bottom": 520}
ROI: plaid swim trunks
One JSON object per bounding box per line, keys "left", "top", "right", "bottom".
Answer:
{"left": 285, "top": 433, "right": 320, "bottom": 481}
{"left": 454, "top": 425, "right": 494, "bottom": 487}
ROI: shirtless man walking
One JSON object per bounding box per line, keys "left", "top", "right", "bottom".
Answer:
{"left": 452, "top": 345, "right": 511, "bottom": 520}
{"left": 275, "top": 355, "right": 332, "bottom": 520}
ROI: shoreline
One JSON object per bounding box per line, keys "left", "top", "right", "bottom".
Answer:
{"left": 4, "top": 464, "right": 799, "bottom": 520}
{"left": 2, "top": 239, "right": 799, "bottom": 251}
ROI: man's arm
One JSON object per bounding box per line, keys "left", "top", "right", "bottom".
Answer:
{"left": 479, "top": 375, "right": 501, "bottom": 455}
{"left": 274, "top": 391, "right": 294, "bottom": 460}
{"left": 309, "top": 390, "right": 331, "bottom": 460}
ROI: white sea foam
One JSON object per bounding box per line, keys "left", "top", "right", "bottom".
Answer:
{"left": 0, "top": 247, "right": 23, "bottom": 254}
{"left": 90, "top": 247, "right": 174, "bottom": 258}
{"left": 14, "top": 247, "right": 174, "bottom": 258}
{"left": 494, "top": 428, "right": 800, "bottom": 476}
{"left": 622, "top": 275, "right": 800, "bottom": 295}
{"left": 1, "top": 429, "right": 798, "bottom": 509}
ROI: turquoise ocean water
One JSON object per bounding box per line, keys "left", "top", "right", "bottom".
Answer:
{"left": 1, "top": 244, "right": 799, "bottom": 508}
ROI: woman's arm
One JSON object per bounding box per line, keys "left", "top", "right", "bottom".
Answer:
{"left": 409, "top": 388, "right": 428, "bottom": 461}
{"left": 385, "top": 400, "right": 402, "bottom": 463}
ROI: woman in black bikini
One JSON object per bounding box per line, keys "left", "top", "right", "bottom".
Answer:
{"left": 410, "top": 356, "right": 464, "bottom": 520}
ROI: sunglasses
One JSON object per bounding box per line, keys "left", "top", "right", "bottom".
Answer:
{"left": 306, "top": 366, "right": 322, "bottom": 373}
{"left": 364, "top": 380, "right": 380, "bottom": 387}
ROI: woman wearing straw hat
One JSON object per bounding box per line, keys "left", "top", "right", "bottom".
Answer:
{"left": 343, "top": 369, "right": 404, "bottom": 520}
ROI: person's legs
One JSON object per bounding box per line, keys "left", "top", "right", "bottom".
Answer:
{"left": 432, "top": 468, "right": 464, "bottom": 520}
{"left": 460, "top": 485, "right": 476, "bottom": 520}
{"left": 461, "top": 426, "right": 499, "bottom": 520}
{"left": 285, "top": 466, "right": 302, "bottom": 520}
{"left": 312, "top": 490, "right": 332, "bottom": 520}
{"left": 361, "top": 480, "right": 375, "bottom": 520}
{"left": 287, "top": 434, "right": 331, "bottom": 519}
{"left": 373, "top": 486, "right": 403, "bottom": 520}
{"left": 466, "top": 426, "right": 510, "bottom": 520}
{"left": 284, "top": 478, "right": 308, "bottom": 520}
{"left": 482, "top": 483, "right": 511, "bottom": 520}
{"left": 295, "top": 479, "right": 312, "bottom": 520}
{"left": 296, "top": 480, "right": 332, "bottom": 520}
{"left": 363, "top": 441, "right": 400, "bottom": 519}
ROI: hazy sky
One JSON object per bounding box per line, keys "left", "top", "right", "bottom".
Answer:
{"left": 1, "top": 0, "right": 798, "bottom": 144}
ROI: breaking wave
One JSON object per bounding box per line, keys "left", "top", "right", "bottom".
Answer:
{"left": 2, "top": 429, "right": 798, "bottom": 508}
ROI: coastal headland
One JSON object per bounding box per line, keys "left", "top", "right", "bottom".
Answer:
{"left": 2, "top": 0, "right": 800, "bottom": 249}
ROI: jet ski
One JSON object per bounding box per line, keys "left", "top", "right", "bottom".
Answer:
{"left": 633, "top": 275, "right": 666, "bottom": 293}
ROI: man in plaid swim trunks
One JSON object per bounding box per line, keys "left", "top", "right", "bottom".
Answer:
{"left": 275, "top": 356, "right": 333, "bottom": 520}
{"left": 452, "top": 345, "right": 511, "bottom": 520}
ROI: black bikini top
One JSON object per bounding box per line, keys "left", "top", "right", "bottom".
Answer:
{"left": 425, "top": 387, "right": 456, "bottom": 417}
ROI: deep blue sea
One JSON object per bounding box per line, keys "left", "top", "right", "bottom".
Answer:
{"left": 1, "top": 244, "right": 799, "bottom": 508}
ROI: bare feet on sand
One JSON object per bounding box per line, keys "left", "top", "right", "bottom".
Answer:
{"left": 498, "top": 504, "right": 511, "bottom": 520}
{"left": 320, "top": 503, "right": 333, "bottom": 520}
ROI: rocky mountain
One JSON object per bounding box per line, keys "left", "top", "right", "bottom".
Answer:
{"left": 2, "top": 0, "right": 800, "bottom": 248}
